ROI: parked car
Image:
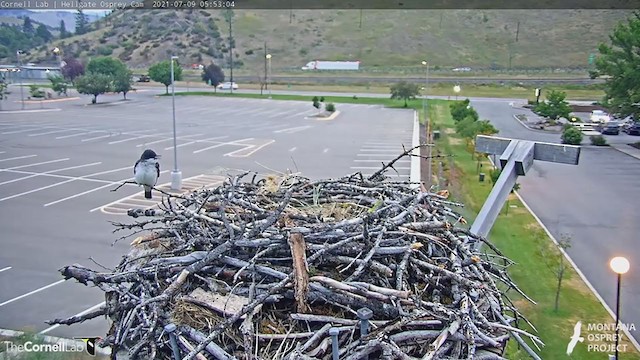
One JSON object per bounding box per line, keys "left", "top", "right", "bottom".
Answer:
{"left": 600, "top": 121, "right": 620, "bottom": 135}
{"left": 625, "top": 123, "right": 640, "bottom": 136}
{"left": 133, "top": 74, "right": 150, "bottom": 82}
{"left": 217, "top": 82, "right": 238, "bottom": 90}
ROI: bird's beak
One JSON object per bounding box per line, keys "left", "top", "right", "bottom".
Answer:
{"left": 156, "top": 155, "right": 162, "bottom": 159}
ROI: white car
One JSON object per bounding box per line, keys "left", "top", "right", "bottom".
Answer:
{"left": 217, "top": 82, "right": 238, "bottom": 90}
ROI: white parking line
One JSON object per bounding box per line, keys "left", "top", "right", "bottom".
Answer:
{"left": 27, "top": 129, "right": 77, "bottom": 137}
{"left": 1, "top": 127, "right": 44, "bottom": 135}
{"left": 39, "top": 301, "right": 106, "bottom": 335}
{"left": 164, "top": 135, "right": 226, "bottom": 150}
{"left": 0, "top": 162, "right": 99, "bottom": 187}
{"left": 56, "top": 131, "right": 100, "bottom": 139}
{"left": 289, "top": 147, "right": 297, "bottom": 152}
{"left": 0, "top": 279, "right": 66, "bottom": 308}
{"left": 1, "top": 158, "right": 69, "bottom": 171}
{"left": 0, "top": 166, "right": 130, "bottom": 203}
{"left": 45, "top": 169, "right": 171, "bottom": 207}
{"left": 323, "top": 148, "right": 329, "bottom": 153}
{"left": 81, "top": 133, "right": 114, "bottom": 142}
{"left": 359, "top": 149, "right": 405, "bottom": 153}
{"left": 193, "top": 138, "right": 254, "bottom": 154}
{"left": 351, "top": 166, "right": 410, "bottom": 170}
{"left": 354, "top": 159, "right": 409, "bottom": 163}
{"left": 136, "top": 137, "right": 172, "bottom": 147}
{"left": 0, "top": 267, "right": 11, "bottom": 273}
{"left": 108, "top": 132, "right": 172, "bottom": 145}
{"left": 273, "top": 126, "right": 312, "bottom": 134}
{"left": 356, "top": 154, "right": 403, "bottom": 157}
{"left": 0, "top": 155, "right": 38, "bottom": 163}
{"left": 224, "top": 140, "right": 275, "bottom": 157}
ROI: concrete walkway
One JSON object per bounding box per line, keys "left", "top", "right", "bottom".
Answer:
{"left": 610, "top": 143, "right": 640, "bottom": 160}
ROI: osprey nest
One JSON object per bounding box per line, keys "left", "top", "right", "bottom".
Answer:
{"left": 51, "top": 161, "right": 543, "bottom": 360}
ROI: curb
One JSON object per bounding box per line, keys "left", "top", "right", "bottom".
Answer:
{"left": 609, "top": 143, "right": 640, "bottom": 161}
{"left": 0, "top": 108, "right": 62, "bottom": 114}
{"left": 306, "top": 110, "right": 341, "bottom": 121}
{"left": 14, "top": 97, "right": 80, "bottom": 104}
{"left": 514, "top": 191, "right": 640, "bottom": 353}
{"left": 512, "top": 114, "right": 562, "bottom": 134}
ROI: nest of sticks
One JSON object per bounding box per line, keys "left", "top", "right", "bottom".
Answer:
{"left": 50, "top": 155, "right": 543, "bottom": 360}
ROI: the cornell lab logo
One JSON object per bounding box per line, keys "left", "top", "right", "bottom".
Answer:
{"left": 75, "top": 337, "right": 101, "bottom": 356}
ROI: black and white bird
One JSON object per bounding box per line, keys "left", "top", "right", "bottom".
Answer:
{"left": 134, "top": 149, "right": 161, "bottom": 199}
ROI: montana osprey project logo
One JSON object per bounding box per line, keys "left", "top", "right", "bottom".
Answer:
{"left": 566, "top": 321, "right": 585, "bottom": 355}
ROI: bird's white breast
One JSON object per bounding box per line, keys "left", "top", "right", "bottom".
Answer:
{"left": 134, "top": 160, "right": 158, "bottom": 186}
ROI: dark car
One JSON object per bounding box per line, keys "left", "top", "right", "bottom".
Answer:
{"left": 626, "top": 123, "right": 640, "bottom": 136}
{"left": 133, "top": 74, "right": 150, "bottom": 82}
{"left": 600, "top": 121, "right": 620, "bottom": 135}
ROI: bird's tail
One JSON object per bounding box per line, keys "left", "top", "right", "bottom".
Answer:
{"left": 144, "top": 186, "right": 152, "bottom": 199}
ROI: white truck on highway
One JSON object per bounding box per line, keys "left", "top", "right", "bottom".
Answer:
{"left": 301, "top": 60, "right": 360, "bottom": 70}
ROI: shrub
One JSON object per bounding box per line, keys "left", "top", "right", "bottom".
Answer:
{"left": 320, "top": 96, "right": 325, "bottom": 102}
{"left": 561, "top": 127, "right": 583, "bottom": 145}
{"left": 29, "top": 85, "right": 45, "bottom": 98}
{"left": 590, "top": 135, "right": 607, "bottom": 146}
{"left": 325, "top": 103, "right": 336, "bottom": 112}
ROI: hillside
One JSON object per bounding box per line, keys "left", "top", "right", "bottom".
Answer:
{"left": 25, "top": 9, "right": 635, "bottom": 71}
{"left": 0, "top": 10, "right": 102, "bottom": 32}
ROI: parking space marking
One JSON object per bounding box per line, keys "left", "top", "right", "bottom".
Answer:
{"left": 267, "top": 110, "right": 297, "bottom": 119}
{"left": 164, "top": 135, "right": 226, "bottom": 150}
{"left": 359, "top": 149, "right": 405, "bottom": 153}
{"left": 323, "top": 148, "right": 329, "bottom": 153}
{"left": 223, "top": 139, "right": 275, "bottom": 158}
{"left": 43, "top": 169, "right": 169, "bottom": 207}
{"left": 1, "top": 127, "right": 44, "bottom": 135}
{"left": 273, "top": 125, "right": 313, "bottom": 134}
{"left": 0, "top": 279, "right": 66, "bottom": 308}
{"left": 289, "top": 147, "right": 297, "bottom": 152}
{"left": 0, "top": 166, "right": 130, "bottom": 203}
{"left": 55, "top": 131, "right": 100, "bottom": 139}
{"left": 27, "top": 129, "right": 76, "bottom": 137}
{"left": 0, "top": 267, "right": 11, "bottom": 273}
{"left": 193, "top": 138, "right": 254, "bottom": 154}
{"left": 108, "top": 132, "right": 172, "bottom": 145}
{"left": 356, "top": 153, "right": 405, "bottom": 157}
{"left": 94, "top": 174, "right": 225, "bottom": 215}
{"left": 81, "top": 133, "right": 114, "bottom": 142}
{"left": 39, "top": 301, "right": 106, "bottom": 335}
{"left": 0, "top": 161, "right": 99, "bottom": 187}
{"left": 354, "top": 159, "right": 409, "bottom": 163}
{"left": 0, "top": 155, "right": 38, "bottom": 163}
{"left": 282, "top": 109, "right": 316, "bottom": 119}
{"left": 351, "top": 166, "right": 410, "bottom": 170}
{"left": 2, "top": 158, "right": 69, "bottom": 171}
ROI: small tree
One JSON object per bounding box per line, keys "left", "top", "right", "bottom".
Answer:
{"left": 113, "top": 68, "right": 133, "bottom": 100}
{"left": 590, "top": 135, "right": 607, "bottom": 146}
{"left": 75, "top": 73, "right": 112, "bottom": 104}
{"left": 390, "top": 81, "right": 420, "bottom": 107}
{"left": 149, "top": 60, "right": 183, "bottom": 94}
{"left": 450, "top": 99, "right": 479, "bottom": 122}
{"left": 561, "top": 126, "right": 583, "bottom": 145}
{"left": 61, "top": 57, "right": 85, "bottom": 83}
{"left": 29, "top": 85, "right": 45, "bottom": 98}
{"left": 202, "top": 62, "right": 225, "bottom": 89}
{"left": 325, "top": 103, "right": 336, "bottom": 112}
{"left": 0, "top": 81, "right": 8, "bottom": 110}
{"left": 87, "top": 57, "right": 127, "bottom": 78}
{"left": 534, "top": 90, "right": 571, "bottom": 120}
{"left": 48, "top": 75, "right": 68, "bottom": 96}
{"left": 540, "top": 234, "right": 572, "bottom": 312}
{"left": 59, "top": 20, "right": 68, "bottom": 39}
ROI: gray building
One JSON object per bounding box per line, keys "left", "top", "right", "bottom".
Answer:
{"left": 1, "top": 65, "right": 62, "bottom": 83}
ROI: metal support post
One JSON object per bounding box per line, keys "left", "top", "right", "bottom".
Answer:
{"left": 329, "top": 327, "right": 340, "bottom": 360}
{"left": 470, "top": 135, "right": 581, "bottom": 251}
{"left": 164, "top": 323, "right": 181, "bottom": 360}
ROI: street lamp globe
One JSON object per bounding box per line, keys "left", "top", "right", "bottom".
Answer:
{"left": 266, "top": 54, "right": 272, "bottom": 59}
{"left": 454, "top": 85, "right": 461, "bottom": 93}
{"left": 610, "top": 257, "right": 630, "bottom": 274}
{"left": 52, "top": 47, "right": 60, "bottom": 54}
{"left": 421, "top": 60, "right": 427, "bottom": 66}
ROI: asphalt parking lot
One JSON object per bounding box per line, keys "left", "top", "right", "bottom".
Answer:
{"left": 0, "top": 89, "right": 414, "bottom": 338}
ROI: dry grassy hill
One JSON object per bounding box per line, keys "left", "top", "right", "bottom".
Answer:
{"left": 30, "top": 9, "right": 634, "bottom": 72}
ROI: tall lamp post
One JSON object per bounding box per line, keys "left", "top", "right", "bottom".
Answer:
{"left": 421, "top": 60, "right": 431, "bottom": 189}
{"left": 16, "top": 50, "right": 24, "bottom": 110}
{"left": 170, "top": 56, "right": 182, "bottom": 190}
{"left": 266, "top": 53, "right": 272, "bottom": 99}
{"left": 453, "top": 85, "right": 461, "bottom": 101}
{"left": 609, "top": 256, "right": 630, "bottom": 360}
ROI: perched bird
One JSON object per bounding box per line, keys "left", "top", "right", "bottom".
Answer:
{"left": 134, "top": 149, "right": 160, "bottom": 199}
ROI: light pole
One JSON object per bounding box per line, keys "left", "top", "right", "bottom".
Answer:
{"left": 266, "top": 53, "right": 272, "bottom": 99}
{"left": 170, "top": 56, "right": 182, "bottom": 190}
{"left": 453, "top": 85, "right": 461, "bottom": 101}
{"left": 421, "top": 60, "right": 431, "bottom": 189}
{"left": 16, "top": 50, "right": 24, "bottom": 110}
{"left": 609, "top": 256, "right": 630, "bottom": 360}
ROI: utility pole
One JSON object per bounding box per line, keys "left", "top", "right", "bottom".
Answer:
{"left": 226, "top": 10, "right": 234, "bottom": 94}
{"left": 16, "top": 50, "right": 24, "bottom": 110}
{"left": 264, "top": 42, "right": 268, "bottom": 91}
{"left": 515, "top": 21, "right": 520, "bottom": 42}
{"left": 359, "top": 9, "right": 362, "bottom": 29}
